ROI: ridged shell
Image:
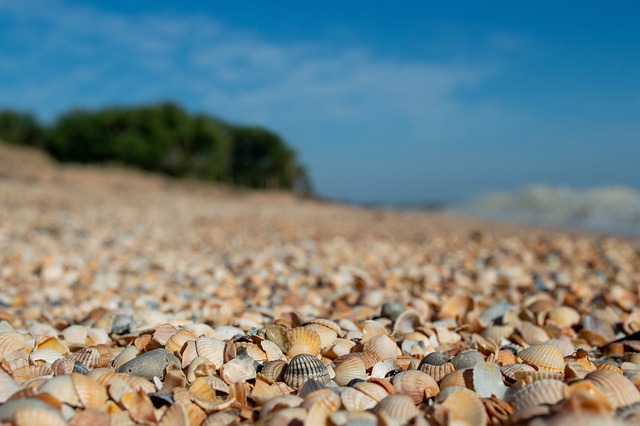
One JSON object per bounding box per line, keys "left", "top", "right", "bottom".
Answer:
{"left": 302, "top": 388, "right": 341, "bottom": 416}
{"left": 158, "top": 403, "right": 188, "bottom": 426}
{"left": 431, "top": 387, "right": 488, "bottom": 426}
{"left": 341, "top": 387, "right": 377, "bottom": 411}
{"left": 260, "top": 340, "right": 286, "bottom": 361}
{"left": 393, "top": 310, "right": 423, "bottom": 335}
{"left": 518, "top": 322, "right": 550, "bottom": 345}
{"left": 363, "top": 334, "right": 397, "bottom": 361}
{"left": 72, "top": 372, "right": 108, "bottom": 409}
{"left": 38, "top": 375, "right": 81, "bottom": 407}
{"left": 287, "top": 327, "right": 321, "bottom": 357}
{"left": 34, "top": 336, "right": 68, "bottom": 355}
{"left": 372, "top": 394, "right": 420, "bottom": 422}
{"left": 69, "top": 345, "right": 112, "bottom": 369}
{"left": 438, "top": 294, "right": 473, "bottom": 320}
{"left": 29, "top": 348, "right": 64, "bottom": 365}
{"left": 0, "top": 368, "right": 22, "bottom": 403}
{"left": 501, "top": 363, "right": 537, "bottom": 383}
{"left": 324, "top": 339, "right": 356, "bottom": 359}
{"left": 391, "top": 370, "right": 439, "bottom": 403}
{"left": 478, "top": 303, "right": 513, "bottom": 327}
{"left": 14, "top": 407, "right": 67, "bottom": 426}
{"left": 259, "top": 394, "right": 304, "bottom": 420}
{"left": 585, "top": 369, "right": 640, "bottom": 409}
{"left": 11, "top": 364, "right": 53, "bottom": 381}
{"left": 165, "top": 329, "right": 197, "bottom": 355}
{"left": 303, "top": 324, "right": 338, "bottom": 350}
{"left": 195, "top": 337, "right": 226, "bottom": 368}
{"left": 112, "top": 345, "right": 139, "bottom": 370}
{"left": 264, "top": 407, "right": 307, "bottom": 426}
{"left": 419, "top": 361, "right": 455, "bottom": 383}
{"left": 518, "top": 344, "right": 565, "bottom": 372}
{"left": 152, "top": 323, "right": 178, "bottom": 345}
{"left": 283, "top": 354, "right": 330, "bottom": 389}
{"left": 333, "top": 356, "right": 366, "bottom": 387}
{"left": 439, "top": 368, "right": 474, "bottom": 391}
{"left": 472, "top": 361, "right": 512, "bottom": 399}
{"left": 508, "top": 379, "right": 567, "bottom": 412}
{"left": 51, "top": 358, "right": 76, "bottom": 376}
{"left": 547, "top": 307, "right": 581, "bottom": 328}
{"left": 334, "top": 352, "right": 381, "bottom": 371}
{"left": 260, "top": 359, "right": 288, "bottom": 384}
{"left": 483, "top": 325, "right": 514, "bottom": 343}
{"left": 61, "top": 325, "right": 89, "bottom": 344}
{"left": 0, "top": 332, "right": 26, "bottom": 356}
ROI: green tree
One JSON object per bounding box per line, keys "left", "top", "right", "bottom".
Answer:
{"left": 0, "top": 110, "right": 43, "bottom": 146}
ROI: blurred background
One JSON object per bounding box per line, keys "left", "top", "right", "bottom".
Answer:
{"left": 1, "top": 1, "right": 639, "bottom": 234}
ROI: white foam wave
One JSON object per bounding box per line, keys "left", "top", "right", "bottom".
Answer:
{"left": 450, "top": 185, "right": 640, "bottom": 236}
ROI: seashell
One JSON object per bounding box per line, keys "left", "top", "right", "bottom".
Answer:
{"left": 501, "top": 363, "right": 537, "bottom": 384}
{"left": 33, "top": 336, "right": 68, "bottom": 356}
{"left": 165, "top": 329, "right": 197, "bottom": 355}
{"left": 112, "top": 345, "right": 139, "bottom": 370}
{"left": 547, "top": 306, "right": 581, "bottom": 328}
{"left": 152, "top": 323, "right": 178, "bottom": 345}
{"left": 497, "top": 349, "right": 517, "bottom": 366}
{"left": 585, "top": 369, "right": 640, "bottom": 409}
{"left": 107, "top": 377, "right": 133, "bottom": 403}
{"left": 162, "top": 360, "right": 188, "bottom": 392}
{"left": 451, "top": 350, "right": 484, "bottom": 370}
{"left": 581, "top": 315, "right": 615, "bottom": 340}
{"left": 400, "top": 339, "right": 426, "bottom": 357}
{"left": 483, "top": 324, "right": 514, "bottom": 343}
{"left": 38, "top": 375, "right": 82, "bottom": 407}
{"left": 260, "top": 359, "right": 288, "bottom": 384}
{"left": 0, "top": 368, "right": 22, "bottom": 403}
{"left": 363, "top": 334, "right": 397, "bottom": 361}
{"left": 330, "top": 410, "right": 378, "bottom": 426}
{"left": 72, "top": 372, "right": 108, "bottom": 409}
{"left": 353, "top": 380, "right": 392, "bottom": 402}
{"left": 264, "top": 407, "right": 307, "bottom": 426}
{"left": 11, "top": 364, "right": 53, "bottom": 381}
{"left": 596, "top": 362, "right": 623, "bottom": 374}
{"left": 201, "top": 409, "right": 240, "bottom": 426}
{"left": 518, "top": 344, "right": 565, "bottom": 372}
{"left": 323, "top": 339, "right": 357, "bottom": 359}
{"left": 437, "top": 294, "right": 472, "bottom": 320}
{"left": 180, "top": 339, "right": 199, "bottom": 368}
{"left": 121, "top": 390, "right": 157, "bottom": 424}
{"left": 340, "top": 387, "right": 377, "bottom": 411}
{"left": 372, "top": 394, "right": 420, "bottom": 422}
{"left": 158, "top": 403, "right": 188, "bottom": 426}
{"left": 302, "top": 388, "right": 341, "bottom": 416}
{"left": 473, "top": 361, "right": 512, "bottom": 399}
{"left": 260, "top": 339, "right": 286, "bottom": 361}
{"left": 391, "top": 370, "right": 438, "bottom": 403}
{"left": 478, "top": 303, "right": 513, "bottom": 327}
{"left": 370, "top": 358, "right": 400, "bottom": 379}
{"left": 507, "top": 379, "right": 567, "bottom": 412}
{"left": 0, "top": 332, "right": 26, "bottom": 357}
{"left": 419, "top": 361, "right": 455, "bottom": 383}
{"left": 14, "top": 407, "right": 67, "bottom": 426}
{"left": 239, "top": 342, "right": 267, "bottom": 361}
{"left": 333, "top": 356, "right": 366, "bottom": 386}
{"left": 173, "top": 387, "right": 207, "bottom": 425}
{"left": 298, "top": 378, "right": 327, "bottom": 398}
{"left": 482, "top": 394, "right": 514, "bottom": 425}
{"left": 439, "top": 368, "right": 474, "bottom": 391}
{"left": 29, "top": 348, "right": 64, "bottom": 365}
{"left": 361, "top": 320, "right": 389, "bottom": 342}
{"left": 258, "top": 325, "right": 292, "bottom": 353}
{"left": 287, "top": 327, "right": 321, "bottom": 357}
{"left": 514, "top": 369, "right": 565, "bottom": 384}
{"left": 68, "top": 409, "right": 111, "bottom": 426}
{"left": 334, "top": 352, "right": 381, "bottom": 371}
{"left": 61, "top": 325, "right": 88, "bottom": 344}
{"left": 518, "top": 321, "right": 550, "bottom": 344}
{"left": 195, "top": 337, "right": 226, "bottom": 368}
{"left": 220, "top": 355, "right": 256, "bottom": 384}
{"left": 547, "top": 336, "right": 575, "bottom": 357}
{"left": 284, "top": 354, "right": 331, "bottom": 389}
{"left": 51, "top": 358, "right": 76, "bottom": 376}
{"left": 69, "top": 345, "right": 112, "bottom": 369}
{"left": 186, "top": 356, "right": 217, "bottom": 383}
{"left": 259, "top": 394, "right": 304, "bottom": 420}
{"left": 430, "top": 387, "right": 488, "bottom": 426}
{"left": 392, "top": 310, "right": 423, "bottom": 336}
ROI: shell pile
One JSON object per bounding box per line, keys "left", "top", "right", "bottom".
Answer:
{"left": 1, "top": 144, "right": 640, "bottom": 425}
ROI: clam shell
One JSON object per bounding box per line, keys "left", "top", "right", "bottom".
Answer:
{"left": 260, "top": 340, "right": 286, "bottom": 361}
{"left": 29, "top": 348, "right": 64, "bottom": 365}
{"left": 11, "top": 364, "right": 53, "bottom": 381}
{"left": 302, "top": 388, "right": 341, "bottom": 416}
{"left": 264, "top": 407, "right": 307, "bottom": 426}
{"left": 437, "top": 294, "right": 472, "bottom": 320}
{"left": 152, "top": 323, "right": 179, "bottom": 345}
{"left": 38, "top": 375, "right": 81, "bottom": 407}
{"left": 508, "top": 379, "right": 567, "bottom": 412}
{"left": 340, "top": 387, "right": 377, "bottom": 411}
{"left": 165, "top": 329, "right": 197, "bottom": 355}
{"left": 158, "top": 403, "right": 188, "bottom": 426}
{"left": 323, "top": 339, "right": 356, "bottom": 359}
{"left": 284, "top": 354, "right": 331, "bottom": 389}
{"left": 483, "top": 325, "right": 514, "bottom": 343}
{"left": 334, "top": 352, "right": 381, "bottom": 371}
{"left": 547, "top": 306, "right": 581, "bottom": 328}
{"left": 372, "top": 394, "right": 420, "bottom": 422}
{"left": 259, "top": 394, "right": 304, "bottom": 419}
{"left": 478, "top": 303, "right": 513, "bottom": 327}
{"left": 112, "top": 345, "right": 139, "bottom": 370}
{"left": 34, "top": 336, "right": 69, "bottom": 355}
{"left": 585, "top": 369, "right": 640, "bottom": 409}
{"left": 61, "top": 325, "right": 89, "bottom": 345}
{"left": 353, "top": 380, "right": 392, "bottom": 402}
{"left": 287, "top": 327, "right": 321, "bottom": 357}
{"left": 518, "top": 344, "right": 565, "bottom": 372}
{"left": 260, "top": 359, "right": 288, "bottom": 384}
{"left": 121, "top": 390, "right": 157, "bottom": 424}
{"left": 303, "top": 323, "right": 338, "bottom": 350}
{"left": 72, "top": 372, "right": 108, "bottom": 409}
{"left": 0, "top": 332, "right": 26, "bottom": 357}
{"left": 14, "top": 407, "right": 67, "bottom": 426}
{"left": 431, "top": 387, "right": 488, "bottom": 426}
{"left": 333, "top": 356, "right": 366, "bottom": 387}
{"left": 195, "top": 337, "right": 226, "bottom": 368}
{"left": 518, "top": 321, "right": 550, "bottom": 345}
{"left": 51, "top": 358, "right": 76, "bottom": 376}
{"left": 391, "top": 370, "right": 438, "bottom": 403}
{"left": 363, "top": 334, "right": 397, "bottom": 361}
{"left": 419, "top": 361, "right": 455, "bottom": 383}
{"left": 69, "top": 345, "right": 112, "bottom": 369}
{"left": 501, "top": 363, "right": 537, "bottom": 383}
{"left": 392, "top": 310, "right": 423, "bottom": 335}
{"left": 0, "top": 368, "right": 21, "bottom": 403}
{"left": 439, "top": 368, "right": 474, "bottom": 391}
{"left": 473, "top": 361, "right": 512, "bottom": 399}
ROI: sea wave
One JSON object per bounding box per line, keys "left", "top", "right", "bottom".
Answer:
{"left": 449, "top": 185, "right": 640, "bottom": 236}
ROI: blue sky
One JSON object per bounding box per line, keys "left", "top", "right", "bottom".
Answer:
{"left": 1, "top": 1, "right": 639, "bottom": 203}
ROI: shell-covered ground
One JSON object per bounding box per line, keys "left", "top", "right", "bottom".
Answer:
{"left": 1, "top": 143, "right": 640, "bottom": 425}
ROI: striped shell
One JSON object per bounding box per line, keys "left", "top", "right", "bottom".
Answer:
{"left": 363, "top": 334, "right": 397, "bottom": 361}
{"left": 508, "top": 379, "right": 567, "bottom": 412}
{"left": 372, "top": 394, "right": 420, "bottom": 422}
{"left": 391, "top": 370, "right": 439, "bottom": 403}
{"left": 334, "top": 352, "right": 381, "bottom": 370}
{"left": 585, "top": 369, "right": 640, "bottom": 409}
{"left": 283, "top": 354, "right": 330, "bottom": 389}
{"left": 165, "top": 329, "right": 197, "bottom": 355}
{"left": 340, "top": 387, "right": 378, "bottom": 411}
{"left": 287, "top": 327, "right": 321, "bottom": 357}
{"left": 195, "top": 337, "right": 225, "bottom": 368}
{"left": 431, "top": 387, "right": 488, "bottom": 426}
{"left": 419, "top": 361, "right": 455, "bottom": 383}
{"left": 333, "top": 356, "right": 366, "bottom": 387}
{"left": 518, "top": 344, "right": 565, "bottom": 373}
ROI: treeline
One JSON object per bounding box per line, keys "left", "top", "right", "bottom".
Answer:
{"left": 0, "top": 103, "right": 312, "bottom": 194}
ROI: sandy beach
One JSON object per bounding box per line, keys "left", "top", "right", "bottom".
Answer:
{"left": 1, "top": 143, "right": 639, "bottom": 425}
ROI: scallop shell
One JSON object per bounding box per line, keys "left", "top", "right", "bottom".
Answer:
{"left": 518, "top": 321, "right": 550, "bottom": 345}
{"left": 51, "top": 358, "right": 76, "bottom": 376}
{"left": 303, "top": 323, "right": 338, "bottom": 350}
{"left": 260, "top": 359, "right": 288, "bottom": 384}
{"left": 152, "top": 323, "right": 178, "bottom": 345}
{"left": 334, "top": 352, "right": 381, "bottom": 371}
{"left": 437, "top": 294, "right": 472, "bottom": 320}
{"left": 259, "top": 394, "right": 304, "bottom": 420}
{"left": 14, "top": 407, "right": 67, "bottom": 426}
{"left": 472, "top": 361, "right": 512, "bottom": 399}
{"left": 372, "top": 394, "right": 420, "bottom": 422}
{"left": 69, "top": 345, "right": 112, "bottom": 369}
{"left": 260, "top": 340, "right": 286, "bottom": 361}
{"left": 264, "top": 407, "right": 307, "bottom": 426}
{"left": 478, "top": 303, "right": 513, "bottom": 327}
{"left": 38, "top": 375, "right": 81, "bottom": 407}
{"left": 195, "top": 337, "right": 226, "bottom": 368}
{"left": 340, "top": 387, "right": 377, "bottom": 411}
{"left": 121, "top": 390, "right": 157, "bottom": 424}
{"left": 158, "top": 403, "right": 188, "bottom": 426}
{"left": 165, "top": 329, "right": 197, "bottom": 355}
{"left": 34, "top": 336, "right": 68, "bottom": 355}
{"left": 547, "top": 306, "right": 581, "bottom": 328}
{"left": 585, "top": 369, "right": 640, "bottom": 409}
{"left": 483, "top": 325, "right": 514, "bottom": 343}
{"left": 518, "top": 344, "right": 565, "bottom": 372}
{"left": 287, "top": 327, "right": 321, "bottom": 357}
{"left": 431, "top": 387, "right": 488, "bottom": 426}
{"left": 507, "top": 379, "right": 567, "bottom": 412}
{"left": 333, "top": 356, "right": 366, "bottom": 387}
{"left": 361, "top": 320, "right": 389, "bottom": 342}
{"left": 0, "top": 332, "right": 26, "bottom": 357}
{"left": 353, "top": 380, "right": 392, "bottom": 402}
{"left": 0, "top": 368, "right": 22, "bottom": 403}
{"left": 419, "top": 361, "right": 455, "bottom": 383}
{"left": 11, "top": 364, "right": 53, "bottom": 381}
{"left": 501, "top": 363, "right": 537, "bottom": 383}
{"left": 29, "top": 348, "right": 64, "bottom": 365}
{"left": 393, "top": 310, "right": 423, "bottom": 336}
{"left": 112, "top": 345, "right": 139, "bottom": 370}
{"left": 302, "top": 388, "right": 341, "bottom": 416}
{"left": 283, "top": 354, "right": 330, "bottom": 389}
{"left": 72, "top": 372, "right": 108, "bottom": 409}
{"left": 363, "top": 334, "right": 397, "bottom": 361}
{"left": 391, "top": 370, "right": 439, "bottom": 403}
{"left": 61, "top": 325, "right": 89, "bottom": 344}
